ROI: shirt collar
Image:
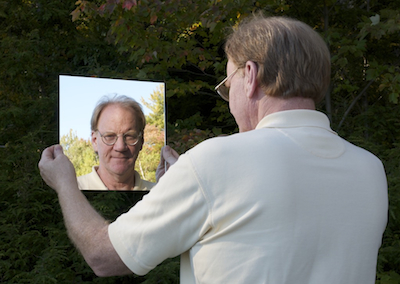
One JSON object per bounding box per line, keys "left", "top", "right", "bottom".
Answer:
{"left": 255, "top": 109, "right": 337, "bottom": 135}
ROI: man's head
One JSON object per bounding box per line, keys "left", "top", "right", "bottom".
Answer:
{"left": 224, "top": 15, "right": 331, "bottom": 104}
{"left": 91, "top": 95, "right": 146, "bottom": 134}
{"left": 90, "top": 95, "right": 146, "bottom": 178}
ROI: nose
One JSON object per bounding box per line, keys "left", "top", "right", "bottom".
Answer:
{"left": 113, "top": 135, "right": 128, "bottom": 151}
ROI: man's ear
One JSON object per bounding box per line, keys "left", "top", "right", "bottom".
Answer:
{"left": 244, "top": 61, "right": 258, "bottom": 99}
{"left": 91, "top": 131, "right": 98, "bottom": 153}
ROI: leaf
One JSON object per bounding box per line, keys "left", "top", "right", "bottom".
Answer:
{"left": 150, "top": 13, "right": 158, "bottom": 24}
{"left": 388, "top": 93, "right": 398, "bottom": 104}
{"left": 70, "top": 8, "right": 81, "bottom": 22}
{"left": 370, "top": 14, "right": 380, "bottom": 26}
{"left": 122, "top": 0, "right": 137, "bottom": 11}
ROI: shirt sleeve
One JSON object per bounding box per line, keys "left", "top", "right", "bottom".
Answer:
{"left": 108, "top": 152, "right": 212, "bottom": 275}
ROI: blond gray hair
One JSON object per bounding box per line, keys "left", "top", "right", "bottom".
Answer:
{"left": 224, "top": 15, "right": 331, "bottom": 103}
{"left": 90, "top": 94, "right": 146, "bottom": 133}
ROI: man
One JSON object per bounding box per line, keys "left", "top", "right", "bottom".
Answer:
{"left": 77, "top": 95, "right": 155, "bottom": 191}
{"left": 39, "top": 15, "right": 388, "bottom": 283}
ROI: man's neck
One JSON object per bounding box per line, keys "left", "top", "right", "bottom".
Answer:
{"left": 240, "top": 96, "right": 316, "bottom": 133}
{"left": 96, "top": 167, "right": 135, "bottom": 190}
{"left": 253, "top": 96, "right": 315, "bottom": 127}
{"left": 258, "top": 96, "right": 315, "bottom": 119}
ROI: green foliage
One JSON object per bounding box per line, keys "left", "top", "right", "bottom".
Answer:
{"left": 0, "top": 0, "right": 175, "bottom": 282}
{"left": 137, "top": 85, "right": 166, "bottom": 182}
{"left": 141, "top": 84, "right": 165, "bottom": 130}
{"left": 167, "top": 128, "right": 216, "bottom": 154}
{"left": 60, "top": 130, "right": 98, "bottom": 176}
{"left": 136, "top": 124, "right": 165, "bottom": 182}
{"left": 376, "top": 271, "right": 400, "bottom": 284}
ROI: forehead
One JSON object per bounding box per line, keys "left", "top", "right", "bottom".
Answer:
{"left": 98, "top": 104, "right": 138, "bottom": 132}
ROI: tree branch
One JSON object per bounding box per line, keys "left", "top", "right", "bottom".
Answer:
{"left": 337, "top": 78, "right": 376, "bottom": 131}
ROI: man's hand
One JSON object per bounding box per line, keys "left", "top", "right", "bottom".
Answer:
{"left": 156, "top": 145, "right": 179, "bottom": 182}
{"left": 38, "top": 144, "right": 77, "bottom": 193}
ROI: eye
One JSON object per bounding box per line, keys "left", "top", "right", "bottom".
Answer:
{"left": 125, "top": 134, "right": 137, "bottom": 142}
{"left": 103, "top": 134, "right": 117, "bottom": 142}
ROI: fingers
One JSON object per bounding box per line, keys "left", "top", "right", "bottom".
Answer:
{"left": 39, "top": 145, "right": 55, "bottom": 170}
{"left": 156, "top": 147, "right": 167, "bottom": 182}
{"left": 38, "top": 145, "right": 77, "bottom": 192}
{"left": 162, "top": 146, "right": 179, "bottom": 166}
{"left": 53, "top": 144, "right": 64, "bottom": 157}
{"left": 156, "top": 146, "right": 180, "bottom": 182}
{"left": 41, "top": 145, "right": 55, "bottom": 159}
{"left": 39, "top": 145, "right": 64, "bottom": 169}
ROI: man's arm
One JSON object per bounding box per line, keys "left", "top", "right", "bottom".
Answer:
{"left": 38, "top": 145, "right": 132, "bottom": 276}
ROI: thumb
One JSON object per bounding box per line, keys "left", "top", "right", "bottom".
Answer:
{"left": 53, "top": 144, "right": 64, "bottom": 157}
{"left": 163, "top": 145, "right": 179, "bottom": 165}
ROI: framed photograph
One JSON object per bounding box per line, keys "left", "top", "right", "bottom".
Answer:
{"left": 59, "top": 75, "right": 165, "bottom": 192}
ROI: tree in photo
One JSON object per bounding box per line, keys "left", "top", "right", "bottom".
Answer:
{"left": 60, "top": 129, "right": 98, "bottom": 177}
{"left": 141, "top": 84, "right": 165, "bottom": 130}
{"left": 137, "top": 85, "right": 166, "bottom": 182}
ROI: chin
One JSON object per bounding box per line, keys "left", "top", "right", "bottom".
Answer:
{"left": 109, "top": 162, "right": 134, "bottom": 173}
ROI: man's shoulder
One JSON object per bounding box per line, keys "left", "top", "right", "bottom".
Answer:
{"left": 343, "top": 139, "right": 384, "bottom": 166}
{"left": 189, "top": 129, "right": 278, "bottom": 153}
{"left": 188, "top": 133, "right": 241, "bottom": 153}
{"left": 185, "top": 131, "right": 265, "bottom": 162}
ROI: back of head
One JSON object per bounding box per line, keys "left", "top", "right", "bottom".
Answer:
{"left": 90, "top": 94, "right": 146, "bottom": 133}
{"left": 224, "top": 14, "right": 331, "bottom": 104}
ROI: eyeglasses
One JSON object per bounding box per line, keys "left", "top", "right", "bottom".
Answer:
{"left": 97, "top": 130, "right": 142, "bottom": 146}
{"left": 214, "top": 67, "right": 239, "bottom": 101}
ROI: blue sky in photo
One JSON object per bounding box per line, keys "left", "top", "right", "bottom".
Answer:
{"left": 59, "top": 75, "right": 164, "bottom": 141}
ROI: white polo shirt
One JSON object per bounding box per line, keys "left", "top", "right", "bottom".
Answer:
{"left": 77, "top": 167, "right": 154, "bottom": 191}
{"left": 109, "top": 110, "right": 388, "bottom": 284}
